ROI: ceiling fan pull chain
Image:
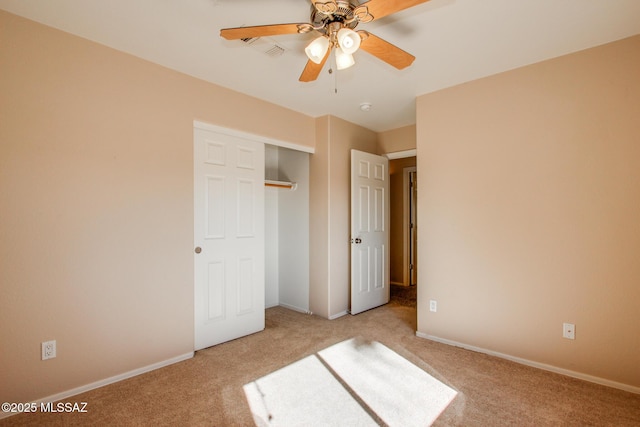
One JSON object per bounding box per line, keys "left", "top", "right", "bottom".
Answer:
{"left": 330, "top": 48, "right": 338, "bottom": 94}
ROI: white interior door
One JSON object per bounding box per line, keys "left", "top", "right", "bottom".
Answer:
{"left": 351, "top": 149, "right": 390, "bottom": 315}
{"left": 194, "top": 126, "right": 265, "bottom": 350}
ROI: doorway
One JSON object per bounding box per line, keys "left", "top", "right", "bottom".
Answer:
{"left": 389, "top": 157, "right": 417, "bottom": 307}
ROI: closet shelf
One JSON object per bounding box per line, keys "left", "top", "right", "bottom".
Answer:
{"left": 265, "top": 180, "right": 297, "bottom": 191}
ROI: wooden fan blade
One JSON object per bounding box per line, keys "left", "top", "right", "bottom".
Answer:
{"left": 220, "top": 23, "right": 307, "bottom": 40}
{"left": 299, "top": 48, "right": 330, "bottom": 82}
{"left": 359, "top": 32, "right": 415, "bottom": 69}
{"left": 361, "top": 0, "right": 431, "bottom": 21}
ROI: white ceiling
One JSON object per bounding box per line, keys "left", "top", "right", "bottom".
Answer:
{"left": 2, "top": 0, "right": 640, "bottom": 132}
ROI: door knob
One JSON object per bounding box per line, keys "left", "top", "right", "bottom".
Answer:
{"left": 195, "top": 247, "right": 202, "bottom": 254}
{"left": 355, "top": 238, "right": 362, "bottom": 244}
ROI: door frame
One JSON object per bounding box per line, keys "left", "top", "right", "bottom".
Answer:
{"left": 194, "top": 121, "right": 316, "bottom": 155}
{"left": 403, "top": 166, "right": 417, "bottom": 286}
{"left": 386, "top": 149, "right": 418, "bottom": 288}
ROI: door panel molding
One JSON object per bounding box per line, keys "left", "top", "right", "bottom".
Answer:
{"left": 194, "top": 124, "right": 265, "bottom": 350}
{"left": 350, "top": 149, "right": 390, "bottom": 315}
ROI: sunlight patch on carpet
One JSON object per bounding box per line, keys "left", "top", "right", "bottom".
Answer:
{"left": 243, "top": 354, "right": 377, "bottom": 426}
{"left": 244, "top": 337, "right": 457, "bottom": 426}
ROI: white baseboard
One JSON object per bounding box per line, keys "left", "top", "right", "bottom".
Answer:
{"left": 0, "top": 352, "right": 194, "bottom": 420}
{"left": 415, "top": 332, "right": 640, "bottom": 395}
{"left": 278, "top": 302, "right": 312, "bottom": 315}
{"left": 329, "top": 310, "right": 348, "bottom": 320}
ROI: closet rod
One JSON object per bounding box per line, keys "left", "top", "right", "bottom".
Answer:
{"left": 265, "top": 180, "right": 297, "bottom": 190}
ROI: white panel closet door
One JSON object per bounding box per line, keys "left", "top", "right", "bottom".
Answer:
{"left": 350, "top": 149, "right": 390, "bottom": 315}
{"left": 194, "top": 126, "right": 265, "bottom": 350}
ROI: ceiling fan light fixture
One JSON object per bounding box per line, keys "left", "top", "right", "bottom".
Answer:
{"left": 305, "top": 36, "right": 330, "bottom": 64}
{"left": 335, "top": 47, "right": 355, "bottom": 70}
{"left": 221, "top": 0, "right": 426, "bottom": 83}
{"left": 337, "top": 28, "right": 361, "bottom": 55}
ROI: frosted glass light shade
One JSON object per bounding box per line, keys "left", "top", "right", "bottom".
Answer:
{"left": 335, "top": 48, "right": 355, "bottom": 70}
{"left": 305, "top": 36, "right": 330, "bottom": 64}
{"left": 337, "top": 28, "right": 361, "bottom": 54}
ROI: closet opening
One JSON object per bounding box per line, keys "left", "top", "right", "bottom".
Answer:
{"left": 264, "top": 144, "right": 310, "bottom": 314}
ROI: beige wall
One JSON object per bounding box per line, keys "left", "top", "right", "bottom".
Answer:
{"left": 0, "top": 10, "right": 315, "bottom": 404}
{"left": 389, "top": 157, "right": 417, "bottom": 285}
{"left": 309, "top": 116, "right": 331, "bottom": 318}
{"left": 416, "top": 35, "right": 640, "bottom": 389}
{"left": 309, "top": 116, "right": 379, "bottom": 318}
{"left": 378, "top": 125, "right": 416, "bottom": 154}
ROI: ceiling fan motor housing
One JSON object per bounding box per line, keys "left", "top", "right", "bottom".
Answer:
{"left": 310, "top": 0, "right": 364, "bottom": 34}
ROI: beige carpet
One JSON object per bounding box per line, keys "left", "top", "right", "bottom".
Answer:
{"left": 3, "top": 300, "right": 640, "bottom": 426}
{"left": 244, "top": 337, "right": 457, "bottom": 426}
{"left": 390, "top": 284, "right": 417, "bottom": 308}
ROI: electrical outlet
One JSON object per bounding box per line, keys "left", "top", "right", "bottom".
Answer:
{"left": 562, "top": 323, "right": 575, "bottom": 340}
{"left": 42, "top": 340, "right": 56, "bottom": 360}
{"left": 429, "top": 300, "right": 437, "bottom": 312}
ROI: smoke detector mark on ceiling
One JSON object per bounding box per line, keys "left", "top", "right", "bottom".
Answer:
{"left": 240, "top": 36, "right": 286, "bottom": 58}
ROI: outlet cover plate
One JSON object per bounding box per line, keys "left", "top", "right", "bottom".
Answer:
{"left": 42, "top": 340, "right": 57, "bottom": 360}
{"left": 562, "top": 323, "right": 575, "bottom": 340}
{"left": 429, "top": 300, "right": 437, "bottom": 312}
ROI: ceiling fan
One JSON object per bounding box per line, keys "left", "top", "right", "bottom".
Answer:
{"left": 220, "top": 0, "right": 431, "bottom": 82}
